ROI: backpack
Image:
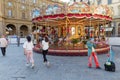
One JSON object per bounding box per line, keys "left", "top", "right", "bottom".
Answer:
{"left": 104, "top": 61, "right": 115, "bottom": 72}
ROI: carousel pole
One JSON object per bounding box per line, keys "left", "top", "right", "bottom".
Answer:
{"left": 105, "top": 20, "right": 107, "bottom": 37}
{"left": 104, "top": 20, "right": 106, "bottom": 37}
{"left": 65, "top": 2, "right": 68, "bottom": 37}
{"left": 89, "top": 0, "right": 92, "bottom": 38}
{"left": 65, "top": 2, "right": 69, "bottom": 49}
{"left": 104, "top": 20, "right": 110, "bottom": 45}
{"left": 35, "top": 23, "right": 38, "bottom": 44}
{"left": 65, "top": 16, "right": 68, "bottom": 49}
{"left": 98, "top": 20, "right": 100, "bottom": 37}
{"left": 90, "top": 18, "right": 92, "bottom": 38}
{"left": 65, "top": 16, "right": 68, "bottom": 36}
{"left": 33, "top": 23, "right": 37, "bottom": 45}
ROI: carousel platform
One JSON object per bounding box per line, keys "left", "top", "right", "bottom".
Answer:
{"left": 33, "top": 44, "right": 110, "bottom": 56}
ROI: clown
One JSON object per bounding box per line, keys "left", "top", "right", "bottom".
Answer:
{"left": 86, "top": 36, "right": 101, "bottom": 69}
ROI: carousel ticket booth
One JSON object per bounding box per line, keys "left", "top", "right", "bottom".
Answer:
{"left": 32, "top": 2, "right": 113, "bottom": 56}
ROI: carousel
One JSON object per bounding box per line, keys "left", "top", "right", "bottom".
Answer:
{"left": 32, "top": 2, "right": 113, "bottom": 56}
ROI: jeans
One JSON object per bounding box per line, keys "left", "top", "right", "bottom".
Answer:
{"left": 42, "top": 49, "right": 48, "bottom": 62}
{"left": 1, "top": 47, "right": 6, "bottom": 56}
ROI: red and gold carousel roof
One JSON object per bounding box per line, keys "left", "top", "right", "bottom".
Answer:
{"left": 32, "top": 2, "right": 113, "bottom": 26}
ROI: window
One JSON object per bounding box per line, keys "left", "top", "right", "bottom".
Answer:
{"left": 118, "top": 23, "right": 120, "bottom": 27}
{"left": 8, "top": 2, "right": 12, "bottom": 6}
{"left": 22, "top": 12, "right": 25, "bottom": 19}
{"left": 33, "top": 0, "right": 36, "bottom": 3}
{"left": 22, "top": 5, "right": 25, "bottom": 10}
{"left": 98, "top": 0, "right": 101, "bottom": 5}
{"left": 21, "top": 0, "right": 25, "bottom": 3}
{"left": 108, "top": 0, "right": 112, "bottom": 4}
{"left": 32, "top": 9, "right": 40, "bottom": 18}
{"left": 110, "top": 7, "right": 114, "bottom": 16}
{"left": 74, "top": 0, "right": 76, "bottom": 2}
{"left": 8, "top": 10, "right": 12, "bottom": 17}
{"left": 118, "top": 5, "right": 120, "bottom": 15}
{"left": 80, "top": 0, "right": 83, "bottom": 2}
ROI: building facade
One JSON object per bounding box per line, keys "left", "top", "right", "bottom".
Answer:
{"left": 0, "top": 0, "right": 64, "bottom": 37}
{"left": 0, "top": 0, "right": 43, "bottom": 37}
{"left": 98, "top": 0, "right": 120, "bottom": 36}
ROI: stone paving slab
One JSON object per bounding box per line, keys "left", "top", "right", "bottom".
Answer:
{"left": 0, "top": 45, "right": 120, "bottom": 80}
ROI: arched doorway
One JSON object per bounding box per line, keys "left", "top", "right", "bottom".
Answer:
{"left": 32, "top": 26, "right": 37, "bottom": 32}
{"left": 20, "top": 25, "right": 28, "bottom": 37}
{"left": 32, "top": 26, "right": 40, "bottom": 32}
{"left": 6, "top": 24, "right": 16, "bottom": 35}
{"left": 118, "top": 23, "right": 120, "bottom": 37}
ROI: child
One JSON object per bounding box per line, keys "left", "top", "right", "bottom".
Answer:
{"left": 41, "top": 36, "right": 50, "bottom": 66}
{"left": 23, "top": 36, "right": 35, "bottom": 69}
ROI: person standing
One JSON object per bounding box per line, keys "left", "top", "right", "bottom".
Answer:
{"left": 23, "top": 36, "right": 35, "bottom": 69}
{"left": 0, "top": 35, "right": 8, "bottom": 56}
{"left": 17, "top": 36, "right": 20, "bottom": 47}
{"left": 41, "top": 36, "right": 50, "bottom": 66}
{"left": 107, "top": 45, "right": 114, "bottom": 62}
{"left": 86, "top": 36, "right": 101, "bottom": 69}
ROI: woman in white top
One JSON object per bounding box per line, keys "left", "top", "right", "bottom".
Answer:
{"left": 0, "top": 35, "right": 8, "bottom": 56}
{"left": 23, "top": 36, "right": 34, "bottom": 68}
{"left": 41, "top": 36, "right": 49, "bottom": 65}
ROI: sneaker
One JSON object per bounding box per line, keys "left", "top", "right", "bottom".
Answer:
{"left": 46, "top": 61, "right": 50, "bottom": 67}
{"left": 96, "top": 67, "right": 101, "bottom": 69}
{"left": 43, "top": 61, "right": 47, "bottom": 65}
{"left": 31, "top": 64, "right": 35, "bottom": 69}
{"left": 88, "top": 66, "right": 92, "bottom": 68}
{"left": 26, "top": 63, "right": 30, "bottom": 67}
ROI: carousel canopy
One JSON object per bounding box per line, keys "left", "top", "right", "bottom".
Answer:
{"left": 32, "top": 2, "right": 113, "bottom": 26}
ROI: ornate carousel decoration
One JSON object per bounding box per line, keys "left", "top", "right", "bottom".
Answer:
{"left": 32, "top": 2, "right": 113, "bottom": 56}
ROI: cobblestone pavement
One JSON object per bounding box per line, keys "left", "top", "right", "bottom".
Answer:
{"left": 0, "top": 45, "right": 120, "bottom": 80}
